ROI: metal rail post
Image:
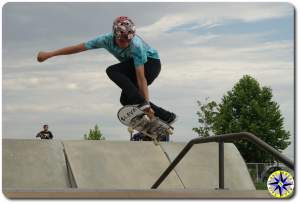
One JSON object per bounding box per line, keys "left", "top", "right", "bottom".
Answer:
{"left": 218, "top": 141, "right": 224, "bottom": 189}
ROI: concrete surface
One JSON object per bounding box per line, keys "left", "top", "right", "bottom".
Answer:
{"left": 2, "top": 139, "right": 70, "bottom": 189}
{"left": 63, "top": 140, "right": 184, "bottom": 189}
{"left": 161, "top": 142, "right": 255, "bottom": 190}
{"left": 3, "top": 139, "right": 260, "bottom": 198}
{"left": 3, "top": 189, "right": 272, "bottom": 199}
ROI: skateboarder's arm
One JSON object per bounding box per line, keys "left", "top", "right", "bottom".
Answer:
{"left": 37, "top": 43, "right": 87, "bottom": 62}
{"left": 135, "top": 65, "right": 149, "bottom": 102}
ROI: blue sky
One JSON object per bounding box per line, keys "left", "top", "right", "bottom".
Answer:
{"left": 2, "top": 2, "right": 294, "bottom": 160}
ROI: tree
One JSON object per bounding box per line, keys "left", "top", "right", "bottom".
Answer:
{"left": 194, "top": 75, "right": 291, "bottom": 163}
{"left": 84, "top": 124, "right": 105, "bottom": 140}
{"left": 193, "top": 98, "right": 218, "bottom": 137}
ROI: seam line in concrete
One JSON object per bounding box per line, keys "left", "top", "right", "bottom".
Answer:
{"left": 61, "top": 142, "right": 78, "bottom": 188}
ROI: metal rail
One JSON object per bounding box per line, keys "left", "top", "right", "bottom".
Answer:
{"left": 151, "top": 132, "right": 294, "bottom": 189}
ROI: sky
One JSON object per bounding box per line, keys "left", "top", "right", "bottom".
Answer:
{"left": 2, "top": 2, "right": 294, "bottom": 160}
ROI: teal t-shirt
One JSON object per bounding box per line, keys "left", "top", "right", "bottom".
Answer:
{"left": 84, "top": 32, "right": 160, "bottom": 68}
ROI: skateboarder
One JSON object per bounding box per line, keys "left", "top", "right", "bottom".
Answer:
{"left": 37, "top": 16, "right": 176, "bottom": 124}
{"left": 36, "top": 124, "right": 54, "bottom": 139}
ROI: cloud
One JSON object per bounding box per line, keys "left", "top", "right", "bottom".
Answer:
{"left": 4, "top": 101, "right": 118, "bottom": 116}
{"left": 138, "top": 3, "right": 293, "bottom": 39}
{"left": 66, "top": 83, "right": 79, "bottom": 90}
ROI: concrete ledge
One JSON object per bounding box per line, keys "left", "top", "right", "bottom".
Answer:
{"left": 3, "top": 189, "right": 272, "bottom": 199}
{"left": 2, "top": 139, "right": 70, "bottom": 188}
{"left": 160, "top": 142, "right": 255, "bottom": 190}
{"left": 63, "top": 141, "right": 183, "bottom": 189}
{"left": 3, "top": 139, "right": 258, "bottom": 198}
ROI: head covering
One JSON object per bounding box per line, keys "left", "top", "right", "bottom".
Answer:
{"left": 112, "top": 16, "right": 136, "bottom": 40}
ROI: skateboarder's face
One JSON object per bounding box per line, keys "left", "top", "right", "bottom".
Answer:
{"left": 116, "top": 38, "right": 130, "bottom": 48}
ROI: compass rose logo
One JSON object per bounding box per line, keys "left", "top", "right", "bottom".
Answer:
{"left": 267, "top": 170, "right": 294, "bottom": 198}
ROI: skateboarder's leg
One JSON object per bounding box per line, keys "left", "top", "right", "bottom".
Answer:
{"left": 120, "top": 91, "right": 130, "bottom": 106}
{"left": 107, "top": 58, "right": 176, "bottom": 123}
{"left": 106, "top": 59, "right": 145, "bottom": 105}
{"left": 143, "top": 58, "right": 175, "bottom": 122}
{"left": 120, "top": 90, "right": 172, "bottom": 121}
{"left": 120, "top": 90, "right": 170, "bottom": 120}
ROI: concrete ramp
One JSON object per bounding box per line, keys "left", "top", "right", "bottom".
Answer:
{"left": 63, "top": 141, "right": 184, "bottom": 189}
{"left": 161, "top": 142, "right": 255, "bottom": 190}
{"left": 2, "top": 139, "right": 70, "bottom": 189}
{"left": 3, "top": 139, "right": 256, "bottom": 196}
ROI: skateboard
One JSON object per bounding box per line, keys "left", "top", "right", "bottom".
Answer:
{"left": 117, "top": 105, "right": 174, "bottom": 145}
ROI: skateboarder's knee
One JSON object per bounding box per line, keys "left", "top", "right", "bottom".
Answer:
{"left": 120, "top": 91, "right": 131, "bottom": 105}
{"left": 106, "top": 66, "right": 114, "bottom": 78}
{"left": 120, "top": 96, "right": 127, "bottom": 106}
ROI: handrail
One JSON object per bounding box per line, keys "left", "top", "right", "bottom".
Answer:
{"left": 151, "top": 132, "right": 294, "bottom": 189}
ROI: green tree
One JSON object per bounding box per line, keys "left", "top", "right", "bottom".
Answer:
{"left": 194, "top": 75, "right": 291, "bottom": 163}
{"left": 193, "top": 98, "right": 218, "bottom": 137}
{"left": 84, "top": 124, "right": 105, "bottom": 140}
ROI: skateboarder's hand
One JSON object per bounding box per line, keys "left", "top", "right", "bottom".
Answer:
{"left": 149, "top": 108, "right": 155, "bottom": 115}
{"left": 144, "top": 107, "right": 155, "bottom": 119}
{"left": 37, "top": 51, "right": 52, "bottom": 62}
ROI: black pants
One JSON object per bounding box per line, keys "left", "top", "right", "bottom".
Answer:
{"left": 106, "top": 58, "right": 171, "bottom": 121}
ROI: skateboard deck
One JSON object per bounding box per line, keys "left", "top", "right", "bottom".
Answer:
{"left": 117, "top": 105, "right": 174, "bottom": 145}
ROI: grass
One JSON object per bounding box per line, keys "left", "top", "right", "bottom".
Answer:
{"left": 255, "top": 181, "right": 267, "bottom": 190}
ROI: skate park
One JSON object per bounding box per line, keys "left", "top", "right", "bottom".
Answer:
{"left": 2, "top": 132, "right": 294, "bottom": 199}
{"left": 2, "top": 2, "right": 295, "bottom": 199}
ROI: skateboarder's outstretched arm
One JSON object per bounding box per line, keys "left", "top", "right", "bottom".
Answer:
{"left": 37, "top": 43, "right": 87, "bottom": 62}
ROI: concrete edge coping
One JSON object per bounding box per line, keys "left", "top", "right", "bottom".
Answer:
{"left": 3, "top": 189, "right": 272, "bottom": 199}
